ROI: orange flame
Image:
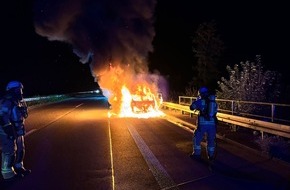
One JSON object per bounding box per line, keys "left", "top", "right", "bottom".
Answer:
{"left": 118, "top": 85, "right": 164, "bottom": 118}
{"left": 96, "top": 62, "right": 164, "bottom": 118}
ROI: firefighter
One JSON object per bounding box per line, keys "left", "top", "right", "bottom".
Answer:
{"left": 0, "top": 81, "right": 31, "bottom": 181}
{"left": 189, "top": 86, "right": 218, "bottom": 161}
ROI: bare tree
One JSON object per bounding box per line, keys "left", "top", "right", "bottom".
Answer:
{"left": 217, "top": 55, "right": 281, "bottom": 113}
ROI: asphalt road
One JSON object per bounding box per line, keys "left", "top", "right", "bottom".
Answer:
{"left": 1, "top": 96, "right": 289, "bottom": 190}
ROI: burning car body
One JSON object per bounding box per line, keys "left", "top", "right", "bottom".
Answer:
{"left": 98, "top": 65, "right": 166, "bottom": 118}
{"left": 130, "top": 85, "right": 157, "bottom": 113}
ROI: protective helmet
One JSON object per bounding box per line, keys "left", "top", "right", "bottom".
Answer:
{"left": 6, "top": 81, "right": 23, "bottom": 91}
{"left": 198, "top": 86, "right": 208, "bottom": 97}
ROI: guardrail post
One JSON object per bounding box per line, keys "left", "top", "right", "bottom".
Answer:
{"left": 271, "top": 104, "right": 275, "bottom": 122}
{"left": 231, "top": 101, "right": 234, "bottom": 115}
{"left": 190, "top": 112, "right": 194, "bottom": 118}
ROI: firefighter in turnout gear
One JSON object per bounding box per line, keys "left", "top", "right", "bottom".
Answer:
{"left": 189, "top": 87, "right": 218, "bottom": 161}
{"left": 0, "top": 81, "right": 31, "bottom": 181}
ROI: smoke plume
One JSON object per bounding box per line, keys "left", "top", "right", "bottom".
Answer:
{"left": 33, "top": 0, "right": 157, "bottom": 83}
{"left": 33, "top": 0, "right": 170, "bottom": 113}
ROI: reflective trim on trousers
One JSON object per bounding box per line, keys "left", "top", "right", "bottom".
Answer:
{"left": 193, "top": 145, "right": 201, "bottom": 155}
{"left": 1, "top": 153, "right": 16, "bottom": 179}
{"left": 207, "top": 146, "right": 215, "bottom": 157}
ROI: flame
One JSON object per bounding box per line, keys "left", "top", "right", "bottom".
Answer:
{"left": 97, "top": 62, "right": 165, "bottom": 118}
{"left": 118, "top": 85, "right": 164, "bottom": 118}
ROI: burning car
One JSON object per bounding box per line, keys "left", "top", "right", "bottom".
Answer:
{"left": 109, "top": 83, "right": 164, "bottom": 117}
{"left": 131, "top": 93, "right": 155, "bottom": 113}
{"left": 130, "top": 85, "right": 158, "bottom": 113}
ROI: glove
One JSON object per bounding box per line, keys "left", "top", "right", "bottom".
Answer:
{"left": 16, "top": 126, "right": 25, "bottom": 136}
{"left": 20, "top": 107, "right": 28, "bottom": 118}
{"left": 2, "top": 124, "right": 15, "bottom": 140}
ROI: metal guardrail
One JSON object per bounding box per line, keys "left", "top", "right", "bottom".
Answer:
{"left": 25, "top": 95, "right": 66, "bottom": 102}
{"left": 24, "top": 94, "right": 70, "bottom": 108}
{"left": 161, "top": 102, "right": 290, "bottom": 139}
{"left": 23, "top": 91, "right": 105, "bottom": 108}
{"left": 179, "top": 96, "right": 290, "bottom": 124}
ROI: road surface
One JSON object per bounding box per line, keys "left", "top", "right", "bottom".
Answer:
{"left": 1, "top": 95, "right": 289, "bottom": 189}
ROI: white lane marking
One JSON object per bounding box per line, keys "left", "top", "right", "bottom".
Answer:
{"left": 1, "top": 103, "right": 84, "bottom": 151}
{"left": 25, "top": 103, "right": 84, "bottom": 137}
{"left": 108, "top": 119, "right": 115, "bottom": 190}
{"left": 127, "top": 124, "right": 179, "bottom": 190}
{"left": 25, "top": 129, "right": 37, "bottom": 136}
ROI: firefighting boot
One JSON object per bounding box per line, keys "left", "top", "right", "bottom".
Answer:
{"left": 14, "top": 167, "right": 31, "bottom": 176}
{"left": 14, "top": 150, "right": 31, "bottom": 176}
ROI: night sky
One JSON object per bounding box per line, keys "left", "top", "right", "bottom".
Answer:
{"left": 1, "top": 0, "right": 289, "bottom": 98}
